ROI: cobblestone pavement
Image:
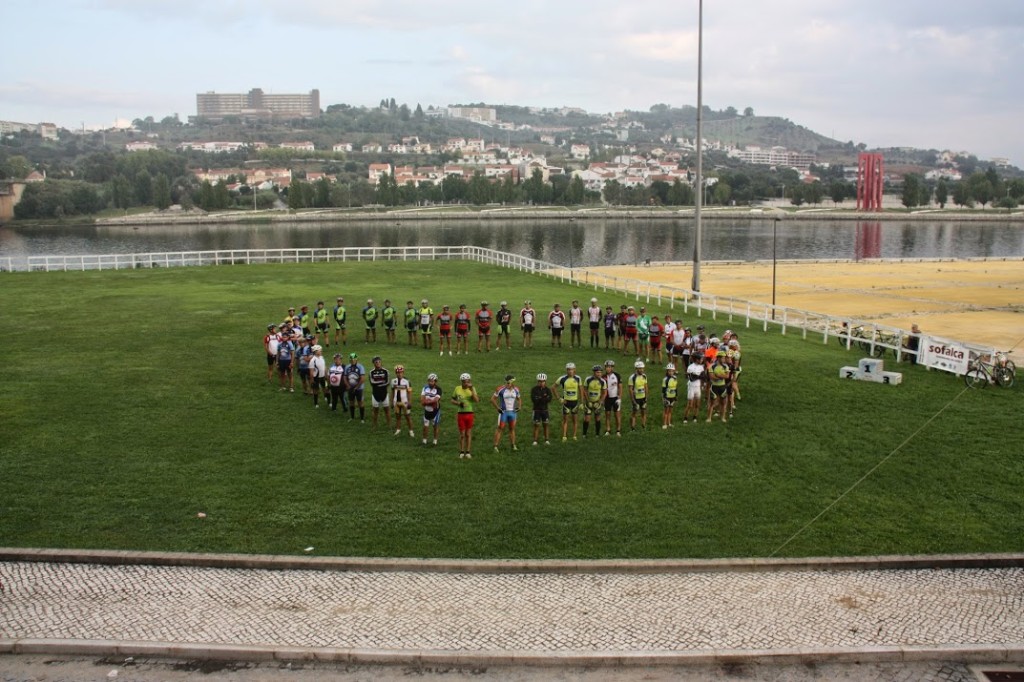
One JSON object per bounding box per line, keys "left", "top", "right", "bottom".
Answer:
{"left": 1, "top": 562, "right": 1022, "bottom": 656}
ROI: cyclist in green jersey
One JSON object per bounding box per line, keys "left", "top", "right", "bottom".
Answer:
{"left": 381, "top": 299, "right": 397, "bottom": 344}
{"left": 637, "top": 306, "right": 652, "bottom": 362}
{"left": 362, "top": 298, "right": 378, "bottom": 342}
{"left": 332, "top": 297, "right": 347, "bottom": 347}
{"left": 297, "top": 305, "right": 311, "bottom": 336}
{"left": 404, "top": 300, "right": 418, "bottom": 345}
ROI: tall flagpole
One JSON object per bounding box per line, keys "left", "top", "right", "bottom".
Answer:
{"left": 691, "top": 0, "right": 704, "bottom": 293}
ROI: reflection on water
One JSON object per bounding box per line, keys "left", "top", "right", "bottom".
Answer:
{"left": 1, "top": 218, "right": 1022, "bottom": 266}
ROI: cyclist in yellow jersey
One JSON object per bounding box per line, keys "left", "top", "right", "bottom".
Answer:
{"left": 451, "top": 372, "right": 479, "bottom": 459}
{"left": 726, "top": 338, "right": 742, "bottom": 411}
{"left": 629, "top": 360, "right": 649, "bottom": 430}
{"left": 706, "top": 352, "right": 730, "bottom": 423}
{"left": 661, "top": 363, "right": 680, "bottom": 429}
{"left": 313, "top": 300, "right": 330, "bottom": 346}
{"left": 553, "top": 362, "right": 581, "bottom": 441}
{"left": 419, "top": 299, "right": 434, "bottom": 350}
{"left": 581, "top": 365, "right": 607, "bottom": 438}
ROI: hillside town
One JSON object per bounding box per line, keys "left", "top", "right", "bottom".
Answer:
{"left": 2, "top": 93, "right": 1022, "bottom": 222}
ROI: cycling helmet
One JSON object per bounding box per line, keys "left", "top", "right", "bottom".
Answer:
{"left": 395, "top": 365, "right": 405, "bottom": 372}
{"left": 565, "top": 362, "right": 576, "bottom": 370}
{"left": 312, "top": 345, "right": 322, "bottom": 352}
{"left": 666, "top": 363, "right": 676, "bottom": 371}
{"left": 267, "top": 324, "right": 276, "bottom": 330}
{"left": 427, "top": 373, "right": 438, "bottom": 381}
{"left": 504, "top": 374, "right": 515, "bottom": 382}
{"left": 536, "top": 373, "right": 548, "bottom": 381}
{"left": 349, "top": 352, "right": 358, "bottom": 359}
{"left": 604, "top": 359, "right": 616, "bottom": 367}
{"left": 591, "top": 365, "right": 603, "bottom": 373}
{"left": 460, "top": 373, "right": 471, "bottom": 381}
{"left": 634, "top": 360, "right": 645, "bottom": 369}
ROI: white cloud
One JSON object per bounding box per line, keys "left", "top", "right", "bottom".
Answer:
{"left": 616, "top": 30, "right": 698, "bottom": 64}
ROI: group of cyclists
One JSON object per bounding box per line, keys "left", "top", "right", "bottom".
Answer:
{"left": 262, "top": 296, "right": 718, "bottom": 357}
{"left": 261, "top": 296, "right": 744, "bottom": 459}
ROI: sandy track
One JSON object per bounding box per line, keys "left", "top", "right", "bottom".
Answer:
{"left": 590, "top": 259, "right": 1024, "bottom": 351}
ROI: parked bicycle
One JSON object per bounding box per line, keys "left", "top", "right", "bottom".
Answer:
{"left": 963, "top": 351, "right": 1015, "bottom": 388}
{"left": 834, "top": 323, "right": 874, "bottom": 354}
{"left": 871, "top": 330, "right": 903, "bottom": 359}
{"left": 834, "top": 323, "right": 905, "bottom": 359}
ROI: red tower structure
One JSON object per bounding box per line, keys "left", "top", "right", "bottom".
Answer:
{"left": 856, "top": 153, "right": 884, "bottom": 211}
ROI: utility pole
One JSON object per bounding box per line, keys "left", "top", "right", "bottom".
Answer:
{"left": 691, "top": 0, "right": 704, "bottom": 293}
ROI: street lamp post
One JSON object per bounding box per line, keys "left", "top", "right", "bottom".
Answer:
{"left": 691, "top": 0, "right": 704, "bottom": 293}
{"left": 771, "top": 217, "right": 780, "bottom": 320}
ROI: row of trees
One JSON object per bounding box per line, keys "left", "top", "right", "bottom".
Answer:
{"left": 13, "top": 181, "right": 103, "bottom": 219}
{"left": 282, "top": 170, "right": 604, "bottom": 210}
{"left": 901, "top": 168, "right": 1024, "bottom": 209}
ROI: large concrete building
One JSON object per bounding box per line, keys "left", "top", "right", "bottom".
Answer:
{"left": 195, "top": 88, "right": 320, "bottom": 121}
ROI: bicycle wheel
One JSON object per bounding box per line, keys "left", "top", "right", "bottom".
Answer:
{"left": 963, "top": 368, "right": 989, "bottom": 389}
{"left": 871, "top": 343, "right": 888, "bottom": 358}
{"left": 994, "top": 367, "right": 1015, "bottom": 388}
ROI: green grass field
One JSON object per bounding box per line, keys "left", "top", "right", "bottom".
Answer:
{"left": 1, "top": 261, "right": 1021, "bottom": 559}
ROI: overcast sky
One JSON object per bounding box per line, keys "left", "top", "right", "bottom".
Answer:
{"left": 4, "top": 1, "right": 1023, "bottom": 165}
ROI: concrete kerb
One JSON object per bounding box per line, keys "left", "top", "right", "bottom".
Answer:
{"left": 2, "top": 547, "right": 1024, "bottom": 574}
{"left": 2, "top": 639, "right": 1023, "bottom": 668}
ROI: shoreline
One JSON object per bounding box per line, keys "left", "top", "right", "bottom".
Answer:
{"left": 71, "top": 206, "right": 1024, "bottom": 228}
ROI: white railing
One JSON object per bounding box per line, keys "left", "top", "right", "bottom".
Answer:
{"left": 2, "top": 245, "right": 997, "bottom": 366}
{"left": 0, "top": 246, "right": 469, "bottom": 272}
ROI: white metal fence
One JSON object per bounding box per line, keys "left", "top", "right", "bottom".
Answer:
{"left": 1, "top": 245, "right": 998, "bottom": 365}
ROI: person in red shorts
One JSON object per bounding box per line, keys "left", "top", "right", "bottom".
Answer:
{"left": 437, "top": 304, "right": 454, "bottom": 357}
{"left": 451, "top": 372, "right": 480, "bottom": 459}
{"left": 475, "top": 301, "right": 492, "bottom": 352}
{"left": 454, "top": 304, "right": 472, "bottom": 355}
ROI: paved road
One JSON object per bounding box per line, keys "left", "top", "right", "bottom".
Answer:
{"left": 2, "top": 559, "right": 1022, "bottom": 665}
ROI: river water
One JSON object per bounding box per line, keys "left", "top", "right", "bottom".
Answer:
{"left": 1, "top": 218, "right": 1022, "bottom": 266}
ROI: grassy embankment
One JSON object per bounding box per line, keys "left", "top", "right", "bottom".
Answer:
{"left": 1, "top": 261, "right": 1020, "bottom": 559}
